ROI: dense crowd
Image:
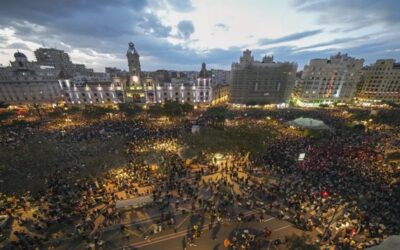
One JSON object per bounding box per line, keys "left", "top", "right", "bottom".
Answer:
{"left": 260, "top": 109, "right": 400, "bottom": 249}
{"left": 0, "top": 107, "right": 399, "bottom": 249}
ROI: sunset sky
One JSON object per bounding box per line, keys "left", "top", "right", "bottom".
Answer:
{"left": 0, "top": 0, "right": 399, "bottom": 71}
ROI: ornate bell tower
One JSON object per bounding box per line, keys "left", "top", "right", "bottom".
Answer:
{"left": 126, "top": 42, "right": 145, "bottom": 103}
{"left": 127, "top": 42, "right": 141, "bottom": 86}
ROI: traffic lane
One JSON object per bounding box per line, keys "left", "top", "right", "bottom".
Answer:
{"left": 116, "top": 214, "right": 303, "bottom": 250}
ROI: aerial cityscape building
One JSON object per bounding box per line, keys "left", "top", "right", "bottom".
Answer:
{"left": 1, "top": 1, "right": 400, "bottom": 249}
{"left": 230, "top": 50, "right": 297, "bottom": 105}
{"left": 356, "top": 59, "right": 400, "bottom": 103}
{"left": 1, "top": 44, "right": 400, "bottom": 107}
{"left": 34, "top": 48, "right": 93, "bottom": 78}
{"left": 299, "top": 53, "right": 364, "bottom": 102}
{"left": 0, "top": 52, "right": 61, "bottom": 104}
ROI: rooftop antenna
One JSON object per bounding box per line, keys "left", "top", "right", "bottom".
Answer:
{"left": 41, "top": 40, "right": 46, "bottom": 48}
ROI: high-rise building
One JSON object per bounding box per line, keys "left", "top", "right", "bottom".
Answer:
{"left": 300, "top": 53, "right": 364, "bottom": 102}
{"left": 230, "top": 50, "right": 297, "bottom": 104}
{"left": 356, "top": 59, "right": 400, "bottom": 103}
{"left": 0, "top": 52, "right": 62, "bottom": 104}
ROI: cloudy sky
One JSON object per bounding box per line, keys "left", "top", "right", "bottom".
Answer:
{"left": 0, "top": 0, "right": 399, "bottom": 72}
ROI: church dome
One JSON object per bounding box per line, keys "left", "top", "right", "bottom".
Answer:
{"left": 14, "top": 51, "right": 27, "bottom": 59}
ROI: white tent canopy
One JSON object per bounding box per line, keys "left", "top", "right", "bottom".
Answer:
{"left": 287, "top": 117, "right": 330, "bottom": 130}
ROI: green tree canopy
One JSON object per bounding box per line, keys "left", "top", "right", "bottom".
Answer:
{"left": 163, "top": 101, "right": 183, "bottom": 116}
{"left": 0, "top": 111, "right": 14, "bottom": 126}
{"left": 204, "top": 105, "right": 233, "bottom": 128}
{"left": 118, "top": 103, "right": 143, "bottom": 117}
{"left": 148, "top": 104, "right": 164, "bottom": 117}
{"left": 82, "top": 105, "right": 114, "bottom": 119}
{"left": 0, "top": 101, "right": 10, "bottom": 109}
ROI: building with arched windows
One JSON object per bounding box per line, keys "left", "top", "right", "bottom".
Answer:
{"left": 140, "top": 62, "right": 214, "bottom": 104}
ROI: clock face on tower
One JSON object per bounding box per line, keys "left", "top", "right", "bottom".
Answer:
{"left": 129, "top": 42, "right": 134, "bottom": 49}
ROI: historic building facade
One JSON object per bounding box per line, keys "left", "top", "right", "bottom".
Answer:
{"left": 58, "top": 76, "right": 125, "bottom": 105}
{"left": 34, "top": 48, "right": 93, "bottom": 78}
{"left": 141, "top": 62, "right": 213, "bottom": 104}
{"left": 125, "top": 42, "right": 145, "bottom": 103}
{"left": 230, "top": 50, "right": 297, "bottom": 104}
{"left": 0, "top": 52, "right": 62, "bottom": 104}
{"left": 300, "top": 53, "right": 364, "bottom": 102}
{"left": 356, "top": 59, "right": 400, "bottom": 103}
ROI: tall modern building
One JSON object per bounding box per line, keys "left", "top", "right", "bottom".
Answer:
{"left": 0, "top": 52, "right": 62, "bottom": 104}
{"left": 230, "top": 50, "right": 297, "bottom": 104}
{"left": 300, "top": 53, "right": 364, "bottom": 102}
{"left": 356, "top": 59, "right": 400, "bottom": 103}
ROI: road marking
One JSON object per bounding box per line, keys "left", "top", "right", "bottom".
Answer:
{"left": 264, "top": 217, "right": 275, "bottom": 222}
{"left": 111, "top": 210, "right": 263, "bottom": 249}
{"left": 273, "top": 225, "right": 291, "bottom": 232}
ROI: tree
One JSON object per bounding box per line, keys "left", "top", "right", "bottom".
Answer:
{"left": 31, "top": 103, "right": 43, "bottom": 121}
{"left": 163, "top": 101, "right": 183, "bottom": 116}
{"left": 118, "top": 103, "right": 142, "bottom": 117}
{"left": 0, "top": 101, "right": 10, "bottom": 109}
{"left": 181, "top": 103, "right": 194, "bottom": 113}
{"left": 0, "top": 111, "right": 14, "bottom": 126}
{"left": 148, "top": 104, "right": 164, "bottom": 117}
{"left": 48, "top": 107, "right": 65, "bottom": 118}
{"left": 204, "top": 105, "right": 233, "bottom": 128}
{"left": 285, "top": 234, "right": 319, "bottom": 250}
{"left": 82, "top": 105, "right": 113, "bottom": 120}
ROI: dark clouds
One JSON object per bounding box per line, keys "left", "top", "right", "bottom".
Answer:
{"left": 165, "top": 0, "right": 194, "bottom": 12}
{"left": 177, "top": 20, "right": 195, "bottom": 39}
{"left": 292, "top": 0, "right": 400, "bottom": 28}
{"left": 0, "top": 0, "right": 399, "bottom": 71}
{"left": 0, "top": 0, "right": 199, "bottom": 70}
{"left": 259, "top": 29, "right": 323, "bottom": 46}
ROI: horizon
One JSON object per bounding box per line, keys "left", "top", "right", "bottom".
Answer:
{"left": 0, "top": 0, "right": 399, "bottom": 72}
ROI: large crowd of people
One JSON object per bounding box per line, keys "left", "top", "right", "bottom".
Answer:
{"left": 0, "top": 107, "right": 399, "bottom": 249}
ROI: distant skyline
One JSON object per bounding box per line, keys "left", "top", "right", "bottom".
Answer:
{"left": 0, "top": 0, "right": 399, "bottom": 72}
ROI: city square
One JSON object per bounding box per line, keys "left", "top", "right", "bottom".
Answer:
{"left": 1, "top": 105, "right": 400, "bottom": 249}
{"left": 1, "top": 1, "right": 400, "bottom": 249}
